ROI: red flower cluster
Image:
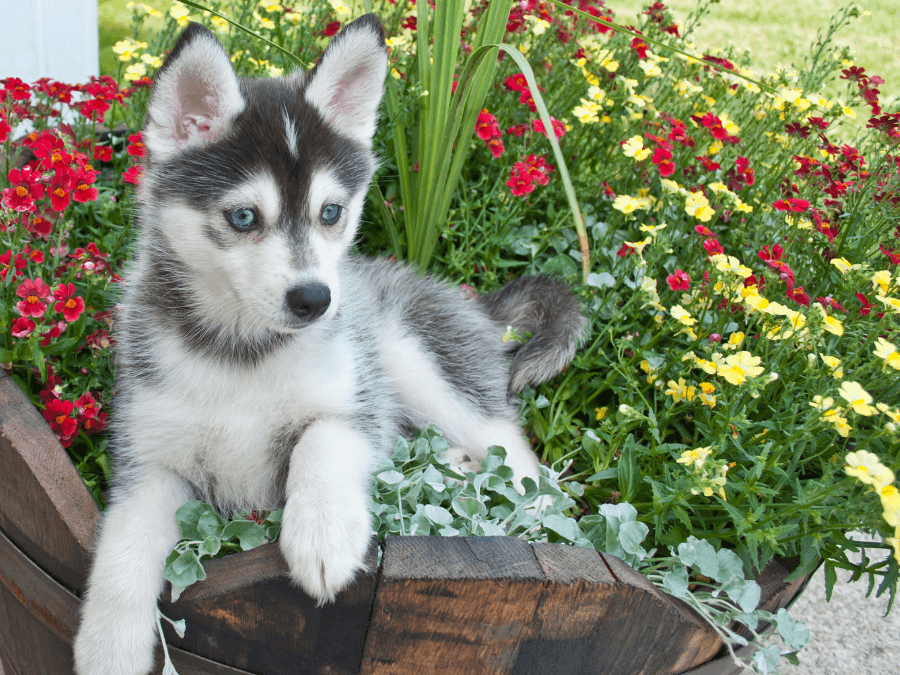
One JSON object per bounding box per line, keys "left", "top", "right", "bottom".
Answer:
{"left": 772, "top": 197, "right": 810, "bottom": 212}
{"left": 691, "top": 112, "right": 740, "bottom": 144}
{"left": 475, "top": 109, "right": 505, "bottom": 158}
{"left": 840, "top": 66, "right": 884, "bottom": 117}
{"left": 504, "top": 73, "right": 538, "bottom": 113}
{"left": 694, "top": 224, "right": 723, "bottom": 256}
{"left": 507, "top": 154, "right": 554, "bottom": 197}
{"left": 532, "top": 116, "right": 566, "bottom": 139}
{"left": 39, "top": 382, "right": 108, "bottom": 448}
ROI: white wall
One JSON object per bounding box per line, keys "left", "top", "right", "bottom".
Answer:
{"left": 1, "top": 0, "right": 99, "bottom": 83}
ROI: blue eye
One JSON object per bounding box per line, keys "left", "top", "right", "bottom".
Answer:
{"left": 227, "top": 207, "right": 257, "bottom": 231}
{"left": 321, "top": 204, "right": 342, "bottom": 225}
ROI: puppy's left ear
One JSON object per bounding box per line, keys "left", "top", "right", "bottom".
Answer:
{"left": 304, "top": 14, "right": 388, "bottom": 144}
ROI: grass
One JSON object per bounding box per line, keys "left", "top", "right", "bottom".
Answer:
{"left": 610, "top": 0, "right": 900, "bottom": 103}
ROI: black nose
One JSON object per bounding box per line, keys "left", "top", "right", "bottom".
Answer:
{"left": 285, "top": 284, "right": 331, "bottom": 322}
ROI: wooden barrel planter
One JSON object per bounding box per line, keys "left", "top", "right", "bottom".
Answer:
{"left": 0, "top": 370, "right": 815, "bottom": 675}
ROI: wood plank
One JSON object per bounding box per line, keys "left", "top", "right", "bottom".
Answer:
{"left": 161, "top": 538, "right": 379, "bottom": 675}
{"left": 360, "top": 536, "right": 544, "bottom": 675}
{"left": 0, "top": 372, "right": 101, "bottom": 593}
{"left": 509, "top": 544, "right": 722, "bottom": 675}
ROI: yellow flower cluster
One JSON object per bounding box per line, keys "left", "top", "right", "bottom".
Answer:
{"left": 844, "top": 451, "right": 900, "bottom": 565}
{"left": 677, "top": 447, "right": 729, "bottom": 499}
{"left": 682, "top": 350, "right": 766, "bottom": 386}
{"left": 665, "top": 378, "right": 717, "bottom": 408}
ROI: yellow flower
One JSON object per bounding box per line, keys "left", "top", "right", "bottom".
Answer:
{"left": 595, "top": 406, "right": 608, "bottom": 421}
{"left": 677, "top": 446, "right": 712, "bottom": 470}
{"left": 874, "top": 338, "right": 900, "bottom": 370}
{"left": 613, "top": 195, "right": 651, "bottom": 214}
{"left": 670, "top": 305, "right": 696, "bottom": 327}
{"left": 169, "top": 5, "right": 191, "bottom": 26}
{"left": 871, "top": 270, "right": 893, "bottom": 295}
{"left": 665, "top": 378, "right": 696, "bottom": 403}
{"left": 714, "top": 351, "right": 764, "bottom": 385}
{"left": 622, "top": 135, "right": 651, "bottom": 160}
{"left": 725, "top": 332, "right": 744, "bottom": 350}
{"left": 810, "top": 395, "right": 834, "bottom": 410}
{"left": 623, "top": 237, "right": 652, "bottom": 256}
{"left": 881, "top": 485, "right": 900, "bottom": 527}
{"left": 816, "top": 304, "right": 844, "bottom": 337}
{"left": 698, "top": 382, "right": 717, "bottom": 408}
{"left": 685, "top": 192, "right": 714, "bottom": 222}
{"left": 573, "top": 101, "right": 601, "bottom": 124}
{"left": 830, "top": 257, "right": 860, "bottom": 274}
{"left": 877, "top": 295, "right": 900, "bottom": 314}
{"left": 113, "top": 38, "right": 147, "bottom": 62}
{"left": 838, "top": 381, "right": 876, "bottom": 416}
{"left": 123, "top": 63, "right": 147, "bottom": 82}
{"left": 819, "top": 354, "right": 843, "bottom": 379}
{"left": 822, "top": 409, "right": 851, "bottom": 437}
{"left": 845, "top": 451, "right": 894, "bottom": 486}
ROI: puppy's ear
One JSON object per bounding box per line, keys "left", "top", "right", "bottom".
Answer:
{"left": 143, "top": 22, "right": 244, "bottom": 161}
{"left": 304, "top": 14, "right": 388, "bottom": 144}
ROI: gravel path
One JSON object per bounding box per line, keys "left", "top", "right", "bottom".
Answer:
{"left": 779, "top": 538, "right": 899, "bottom": 675}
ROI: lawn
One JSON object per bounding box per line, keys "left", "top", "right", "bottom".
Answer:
{"left": 610, "top": 0, "right": 900, "bottom": 102}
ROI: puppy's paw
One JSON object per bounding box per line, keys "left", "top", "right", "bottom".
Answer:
{"left": 279, "top": 498, "right": 371, "bottom": 605}
{"left": 74, "top": 604, "right": 157, "bottom": 675}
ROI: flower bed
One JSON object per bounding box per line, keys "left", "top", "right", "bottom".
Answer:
{"left": 2, "top": 1, "right": 899, "bottom": 673}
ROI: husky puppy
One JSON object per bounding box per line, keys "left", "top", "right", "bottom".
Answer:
{"left": 74, "top": 15, "right": 586, "bottom": 675}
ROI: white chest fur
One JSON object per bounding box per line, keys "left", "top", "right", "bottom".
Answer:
{"left": 124, "top": 326, "right": 357, "bottom": 509}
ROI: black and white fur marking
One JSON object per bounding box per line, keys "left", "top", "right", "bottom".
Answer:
{"left": 73, "top": 15, "right": 586, "bottom": 675}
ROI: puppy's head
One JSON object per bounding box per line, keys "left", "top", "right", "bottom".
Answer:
{"left": 138, "top": 16, "right": 387, "bottom": 332}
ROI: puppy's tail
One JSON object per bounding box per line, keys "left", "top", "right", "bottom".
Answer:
{"left": 478, "top": 275, "right": 588, "bottom": 394}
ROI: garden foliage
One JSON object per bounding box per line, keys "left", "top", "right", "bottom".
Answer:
{"left": 2, "top": 1, "right": 900, "bottom": 670}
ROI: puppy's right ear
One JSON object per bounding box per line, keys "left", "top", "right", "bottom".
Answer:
{"left": 143, "top": 22, "right": 245, "bottom": 162}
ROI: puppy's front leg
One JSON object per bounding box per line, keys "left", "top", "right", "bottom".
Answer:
{"left": 280, "top": 419, "right": 374, "bottom": 604}
{"left": 74, "top": 466, "right": 192, "bottom": 675}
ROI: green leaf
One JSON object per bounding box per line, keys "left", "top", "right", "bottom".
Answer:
{"left": 774, "top": 608, "right": 810, "bottom": 650}
{"left": 543, "top": 514, "right": 581, "bottom": 542}
{"left": 451, "top": 496, "right": 487, "bottom": 520}
{"left": 221, "top": 520, "right": 268, "bottom": 551}
{"left": 377, "top": 470, "right": 406, "bottom": 486}
{"left": 199, "top": 536, "right": 221, "bottom": 557}
{"left": 423, "top": 504, "right": 453, "bottom": 526}
{"left": 661, "top": 567, "right": 689, "bottom": 598}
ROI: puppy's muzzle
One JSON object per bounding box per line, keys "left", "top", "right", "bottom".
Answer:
{"left": 286, "top": 283, "right": 331, "bottom": 322}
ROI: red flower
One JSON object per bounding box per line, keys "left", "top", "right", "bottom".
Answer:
{"left": 616, "top": 242, "right": 634, "bottom": 258}
{"left": 127, "top": 132, "right": 145, "bottom": 157}
{"left": 3, "top": 77, "right": 32, "bottom": 101}
{"left": 485, "top": 137, "right": 505, "bottom": 158}
{"left": 3, "top": 165, "right": 45, "bottom": 212}
{"left": 11, "top": 317, "right": 36, "bottom": 338}
{"left": 879, "top": 244, "right": 900, "bottom": 265}
{"left": 703, "top": 238, "right": 723, "bottom": 255}
{"left": 75, "top": 393, "right": 100, "bottom": 420}
{"left": 321, "top": 20, "right": 341, "bottom": 37}
{"left": 694, "top": 225, "right": 715, "bottom": 237}
{"left": 788, "top": 286, "right": 810, "bottom": 306}
{"left": 631, "top": 36, "right": 648, "bottom": 59}
{"left": 70, "top": 166, "right": 99, "bottom": 203}
{"left": 758, "top": 245, "right": 783, "bottom": 262}
{"left": 93, "top": 145, "right": 113, "bottom": 162}
{"left": 772, "top": 198, "right": 810, "bottom": 212}
{"left": 41, "top": 398, "right": 78, "bottom": 446}
{"left": 15, "top": 278, "right": 51, "bottom": 318}
{"left": 123, "top": 165, "right": 143, "bottom": 185}
{"left": 816, "top": 296, "right": 847, "bottom": 313}
{"left": 521, "top": 154, "right": 554, "bottom": 185}
{"left": 504, "top": 74, "right": 529, "bottom": 93}
{"left": 666, "top": 269, "right": 691, "bottom": 291}
{"left": 856, "top": 292, "right": 874, "bottom": 316}
{"left": 506, "top": 167, "right": 535, "bottom": 197}
{"left": 28, "top": 214, "right": 53, "bottom": 239}
{"left": 475, "top": 109, "right": 501, "bottom": 140}
{"left": 83, "top": 412, "right": 108, "bottom": 434}
{"left": 532, "top": 117, "right": 566, "bottom": 139}
{"left": 0, "top": 114, "right": 11, "bottom": 143}
{"left": 53, "top": 283, "right": 85, "bottom": 322}
{"left": 1, "top": 249, "right": 26, "bottom": 281}
{"left": 697, "top": 156, "right": 720, "bottom": 171}
{"left": 40, "top": 321, "right": 66, "bottom": 347}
